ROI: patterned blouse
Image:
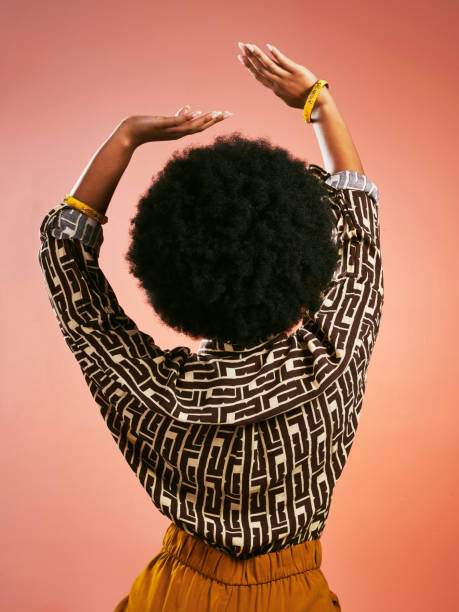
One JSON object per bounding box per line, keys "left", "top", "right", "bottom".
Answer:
{"left": 38, "top": 163, "right": 383, "bottom": 559}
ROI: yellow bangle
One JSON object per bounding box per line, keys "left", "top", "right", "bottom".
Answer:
{"left": 302, "top": 79, "right": 330, "bottom": 123}
{"left": 63, "top": 194, "right": 108, "bottom": 224}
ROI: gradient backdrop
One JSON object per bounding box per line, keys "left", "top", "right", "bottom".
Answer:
{"left": 2, "top": 0, "right": 458, "bottom": 610}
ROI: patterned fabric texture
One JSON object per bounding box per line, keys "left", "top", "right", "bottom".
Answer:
{"left": 38, "top": 163, "right": 384, "bottom": 559}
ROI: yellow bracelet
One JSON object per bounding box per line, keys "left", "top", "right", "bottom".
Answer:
{"left": 63, "top": 194, "right": 108, "bottom": 224}
{"left": 302, "top": 79, "right": 330, "bottom": 123}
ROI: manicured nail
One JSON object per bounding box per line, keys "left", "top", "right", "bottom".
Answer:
{"left": 237, "top": 54, "right": 244, "bottom": 63}
{"left": 266, "top": 43, "right": 275, "bottom": 51}
{"left": 222, "top": 111, "right": 233, "bottom": 118}
{"left": 238, "top": 42, "right": 245, "bottom": 52}
{"left": 211, "top": 111, "right": 223, "bottom": 118}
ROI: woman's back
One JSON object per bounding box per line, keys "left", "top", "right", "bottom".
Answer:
{"left": 38, "top": 164, "right": 382, "bottom": 559}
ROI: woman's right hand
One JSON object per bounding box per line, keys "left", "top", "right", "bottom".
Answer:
{"left": 237, "top": 43, "right": 328, "bottom": 110}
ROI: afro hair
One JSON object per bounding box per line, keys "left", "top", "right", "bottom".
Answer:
{"left": 124, "top": 131, "right": 340, "bottom": 347}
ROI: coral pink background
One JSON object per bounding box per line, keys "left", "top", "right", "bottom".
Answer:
{"left": 2, "top": 0, "right": 458, "bottom": 610}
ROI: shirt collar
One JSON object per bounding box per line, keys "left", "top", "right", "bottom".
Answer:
{"left": 198, "top": 332, "right": 282, "bottom": 355}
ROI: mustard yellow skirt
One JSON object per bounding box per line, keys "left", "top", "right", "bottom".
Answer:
{"left": 113, "top": 523, "right": 342, "bottom": 611}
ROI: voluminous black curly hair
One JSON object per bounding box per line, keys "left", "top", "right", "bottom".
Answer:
{"left": 125, "top": 131, "right": 340, "bottom": 347}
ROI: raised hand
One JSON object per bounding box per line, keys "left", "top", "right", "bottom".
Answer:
{"left": 126, "top": 105, "right": 233, "bottom": 147}
{"left": 237, "top": 43, "right": 326, "bottom": 110}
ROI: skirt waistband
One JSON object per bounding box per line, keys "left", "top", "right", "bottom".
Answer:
{"left": 161, "top": 523, "right": 323, "bottom": 586}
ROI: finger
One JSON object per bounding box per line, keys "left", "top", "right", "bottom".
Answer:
{"left": 157, "top": 112, "right": 196, "bottom": 127}
{"left": 193, "top": 112, "right": 225, "bottom": 132}
{"left": 264, "top": 44, "right": 298, "bottom": 73}
{"left": 242, "top": 43, "right": 290, "bottom": 79}
{"left": 243, "top": 49, "right": 277, "bottom": 81}
{"left": 183, "top": 110, "right": 216, "bottom": 127}
{"left": 189, "top": 110, "right": 230, "bottom": 129}
{"left": 238, "top": 53, "right": 275, "bottom": 88}
{"left": 175, "top": 105, "right": 192, "bottom": 117}
{"left": 168, "top": 110, "right": 226, "bottom": 136}
{"left": 238, "top": 44, "right": 274, "bottom": 81}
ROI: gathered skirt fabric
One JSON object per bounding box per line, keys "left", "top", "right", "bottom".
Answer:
{"left": 113, "top": 523, "right": 342, "bottom": 611}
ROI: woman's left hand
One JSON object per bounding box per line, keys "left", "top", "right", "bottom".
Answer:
{"left": 124, "top": 105, "right": 233, "bottom": 147}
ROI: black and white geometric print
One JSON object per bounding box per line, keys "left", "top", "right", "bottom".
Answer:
{"left": 38, "top": 165, "right": 383, "bottom": 558}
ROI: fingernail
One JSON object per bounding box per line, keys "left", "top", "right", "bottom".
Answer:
{"left": 246, "top": 44, "right": 254, "bottom": 52}
{"left": 191, "top": 110, "right": 202, "bottom": 117}
{"left": 238, "top": 42, "right": 245, "bottom": 52}
{"left": 266, "top": 43, "right": 274, "bottom": 51}
{"left": 211, "top": 111, "right": 223, "bottom": 119}
{"left": 222, "top": 111, "right": 233, "bottom": 118}
{"left": 237, "top": 54, "right": 244, "bottom": 63}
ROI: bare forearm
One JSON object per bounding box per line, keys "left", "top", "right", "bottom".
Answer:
{"left": 310, "top": 88, "right": 364, "bottom": 175}
{"left": 68, "top": 119, "right": 135, "bottom": 217}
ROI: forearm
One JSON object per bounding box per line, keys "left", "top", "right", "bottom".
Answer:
{"left": 310, "top": 88, "right": 364, "bottom": 175}
{"left": 68, "top": 119, "right": 135, "bottom": 217}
